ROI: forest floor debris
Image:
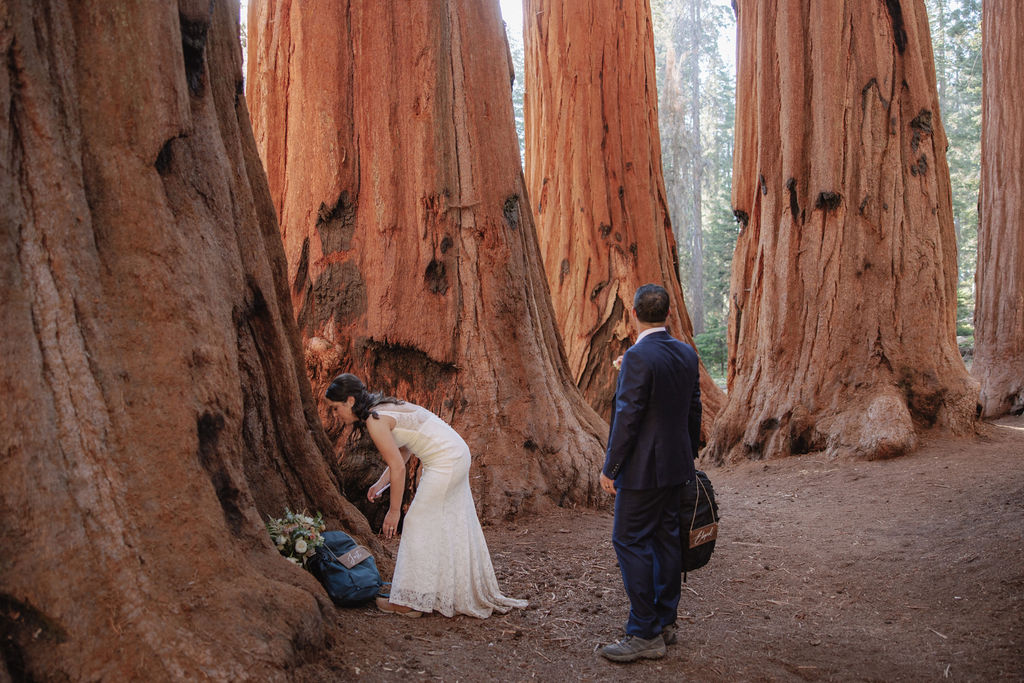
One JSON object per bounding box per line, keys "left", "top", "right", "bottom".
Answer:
{"left": 298, "top": 414, "right": 1024, "bottom": 681}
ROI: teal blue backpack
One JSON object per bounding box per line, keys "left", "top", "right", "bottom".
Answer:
{"left": 308, "top": 531, "right": 382, "bottom": 606}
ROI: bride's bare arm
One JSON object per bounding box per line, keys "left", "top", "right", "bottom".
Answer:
{"left": 368, "top": 447, "right": 413, "bottom": 500}
{"left": 366, "top": 417, "right": 406, "bottom": 539}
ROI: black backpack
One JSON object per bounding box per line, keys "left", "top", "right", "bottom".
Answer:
{"left": 680, "top": 470, "right": 720, "bottom": 581}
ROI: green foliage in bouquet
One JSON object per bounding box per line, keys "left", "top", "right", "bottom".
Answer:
{"left": 266, "top": 509, "right": 326, "bottom": 566}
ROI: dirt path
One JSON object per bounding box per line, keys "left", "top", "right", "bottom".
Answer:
{"left": 299, "top": 416, "right": 1024, "bottom": 682}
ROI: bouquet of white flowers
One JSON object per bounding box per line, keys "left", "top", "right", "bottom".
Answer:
{"left": 266, "top": 509, "right": 326, "bottom": 566}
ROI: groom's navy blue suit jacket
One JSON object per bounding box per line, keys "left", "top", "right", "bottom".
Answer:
{"left": 603, "top": 330, "right": 702, "bottom": 490}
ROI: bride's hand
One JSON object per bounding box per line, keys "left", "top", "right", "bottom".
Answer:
{"left": 367, "top": 484, "right": 381, "bottom": 502}
{"left": 381, "top": 509, "right": 400, "bottom": 539}
{"left": 367, "top": 479, "right": 390, "bottom": 502}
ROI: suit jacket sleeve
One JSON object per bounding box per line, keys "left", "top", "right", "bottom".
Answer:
{"left": 688, "top": 372, "right": 702, "bottom": 460}
{"left": 602, "top": 351, "right": 651, "bottom": 479}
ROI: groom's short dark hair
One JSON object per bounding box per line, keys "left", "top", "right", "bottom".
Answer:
{"left": 634, "top": 284, "right": 669, "bottom": 323}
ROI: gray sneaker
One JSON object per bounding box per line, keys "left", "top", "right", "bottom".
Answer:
{"left": 661, "top": 623, "right": 678, "bottom": 645}
{"left": 599, "top": 634, "right": 667, "bottom": 662}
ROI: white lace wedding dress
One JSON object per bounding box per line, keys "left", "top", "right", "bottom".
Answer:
{"left": 374, "top": 402, "right": 527, "bottom": 618}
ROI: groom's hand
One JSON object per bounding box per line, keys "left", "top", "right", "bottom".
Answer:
{"left": 600, "top": 472, "right": 617, "bottom": 496}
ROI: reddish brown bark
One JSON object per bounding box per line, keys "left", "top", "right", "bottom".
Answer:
{"left": 1, "top": 1, "right": 374, "bottom": 678}
{"left": 706, "top": 0, "right": 978, "bottom": 462}
{"left": 973, "top": 1, "right": 1024, "bottom": 417}
{"left": 522, "top": 0, "right": 725, "bottom": 434}
{"left": 246, "top": 0, "right": 607, "bottom": 521}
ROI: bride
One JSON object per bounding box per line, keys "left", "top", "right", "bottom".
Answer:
{"left": 326, "top": 373, "right": 527, "bottom": 618}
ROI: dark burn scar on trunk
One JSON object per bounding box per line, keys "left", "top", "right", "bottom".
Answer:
{"left": 884, "top": 0, "right": 908, "bottom": 54}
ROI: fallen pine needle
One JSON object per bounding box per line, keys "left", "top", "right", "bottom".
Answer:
{"left": 929, "top": 628, "right": 949, "bottom": 640}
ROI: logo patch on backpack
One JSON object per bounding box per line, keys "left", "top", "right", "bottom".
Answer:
{"left": 689, "top": 521, "right": 718, "bottom": 548}
{"left": 338, "top": 545, "right": 372, "bottom": 569}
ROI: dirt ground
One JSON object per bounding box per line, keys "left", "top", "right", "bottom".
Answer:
{"left": 298, "top": 415, "right": 1024, "bottom": 682}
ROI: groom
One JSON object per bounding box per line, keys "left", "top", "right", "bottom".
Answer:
{"left": 599, "top": 284, "right": 702, "bottom": 662}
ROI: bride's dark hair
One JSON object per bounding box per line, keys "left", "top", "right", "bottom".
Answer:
{"left": 325, "top": 373, "right": 403, "bottom": 442}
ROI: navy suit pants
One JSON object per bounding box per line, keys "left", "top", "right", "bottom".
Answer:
{"left": 612, "top": 484, "right": 684, "bottom": 639}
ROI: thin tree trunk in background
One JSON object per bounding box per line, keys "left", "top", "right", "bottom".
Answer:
{"left": 929, "top": 0, "right": 962, "bottom": 249}
{"left": 935, "top": 0, "right": 947, "bottom": 103}
{"left": 523, "top": 0, "right": 724, "bottom": 436}
{"left": 973, "top": 0, "right": 1024, "bottom": 417}
{"left": 663, "top": 45, "right": 679, "bottom": 220}
{"left": 246, "top": 0, "right": 607, "bottom": 521}
{"left": 660, "top": 44, "right": 691, "bottom": 323}
{"left": 687, "top": 0, "right": 706, "bottom": 335}
{"left": 0, "top": 1, "right": 372, "bottom": 679}
{"left": 707, "top": 0, "right": 978, "bottom": 462}
{"left": 658, "top": 2, "right": 707, "bottom": 337}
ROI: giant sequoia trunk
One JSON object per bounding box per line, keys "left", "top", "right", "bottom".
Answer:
{"left": 973, "top": 1, "right": 1024, "bottom": 417}
{"left": 246, "top": 0, "right": 606, "bottom": 521}
{"left": 706, "top": 0, "right": 978, "bottom": 462}
{"left": 1, "top": 1, "right": 375, "bottom": 679}
{"left": 523, "top": 0, "right": 725, "bottom": 432}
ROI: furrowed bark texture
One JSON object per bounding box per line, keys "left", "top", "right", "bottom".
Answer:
{"left": 246, "top": 0, "right": 607, "bottom": 521}
{"left": 523, "top": 0, "right": 725, "bottom": 434}
{"left": 0, "top": 1, "right": 377, "bottom": 679}
{"left": 706, "top": 0, "right": 977, "bottom": 462}
{"left": 974, "top": 0, "right": 1024, "bottom": 417}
